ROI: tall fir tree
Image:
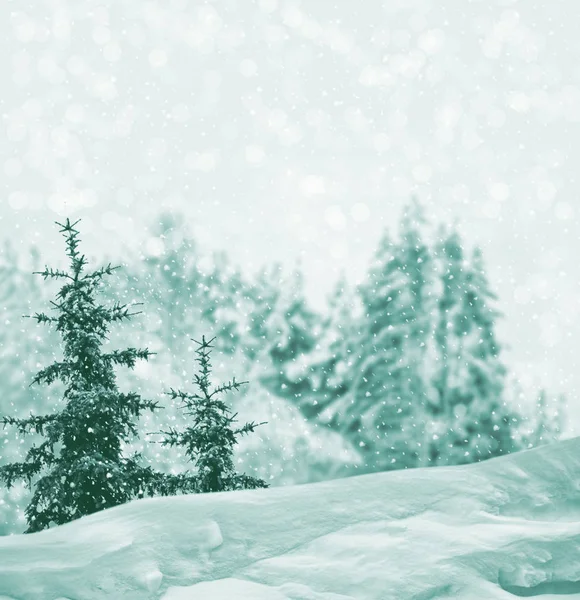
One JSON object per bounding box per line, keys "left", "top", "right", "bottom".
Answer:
{"left": 394, "top": 199, "right": 441, "bottom": 465}
{"left": 431, "top": 235, "right": 516, "bottom": 465}
{"left": 343, "top": 200, "right": 437, "bottom": 471}
{"left": 160, "top": 336, "right": 267, "bottom": 493}
{"left": 0, "top": 219, "right": 162, "bottom": 532}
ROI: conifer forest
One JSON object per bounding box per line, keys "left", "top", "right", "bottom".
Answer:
{"left": 0, "top": 208, "right": 565, "bottom": 535}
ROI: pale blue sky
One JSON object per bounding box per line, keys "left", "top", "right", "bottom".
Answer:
{"left": 1, "top": 0, "right": 579, "bottom": 429}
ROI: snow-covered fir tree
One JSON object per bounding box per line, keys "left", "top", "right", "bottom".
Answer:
{"left": 431, "top": 235, "right": 517, "bottom": 465}
{"left": 394, "top": 199, "right": 441, "bottom": 466}
{"left": 130, "top": 213, "right": 211, "bottom": 355}
{"left": 240, "top": 263, "right": 282, "bottom": 363}
{"left": 160, "top": 336, "right": 268, "bottom": 493}
{"left": 0, "top": 244, "right": 59, "bottom": 535}
{"left": 233, "top": 265, "right": 361, "bottom": 485}
{"left": 0, "top": 219, "right": 164, "bottom": 533}
{"left": 0, "top": 243, "right": 55, "bottom": 429}
{"left": 114, "top": 215, "right": 252, "bottom": 475}
{"left": 341, "top": 201, "right": 437, "bottom": 471}
{"left": 197, "top": 249, "right": 258, "bottom": 356}
{"left": 294, "top": 273, "right": 363, "bottom": 423}
{"left": 258, "top": 266, "right": 321, "bottom": 405}
{"left": 528, "top": 390, "right": 566, "bottom": 447}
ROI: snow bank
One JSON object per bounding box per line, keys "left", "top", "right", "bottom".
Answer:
{"left": 2, "top": 438, "right": 580, "bottom": 599}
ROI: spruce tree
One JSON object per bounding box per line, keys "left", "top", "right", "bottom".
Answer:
{"left": 296, "top": 273, "right": 362, "bottom": 424}
{"left": 0, "top": 219, "right": 162, "bottom": 532}
{"left": 529, "top": 390, "right": 566, "bottom": 447}
{"left": 134, "top": 214, "right": 248, "bottom": 357}
{"left": 161, "top": 336, "right": 268, "bottom": 493}
{"left": 132, "top": 213, "right": 210, "bottom": 354}
{"left": 347, "top": 200, "right": 437, "bottom": 471}
{"left": 394, "top": 199, "right": 440, "bottom": 465}
{"left": 0, "top": 243, "right": 58, "bottom": 535}
{"left": 0, "top": 243, "right": 56, "bottom": 434}
{"left": 432, "top": 237, "right": 516, "bottom": 465}
{"left": 240, "top": 263, "right": 282, "bottom": 362}
{"left": 258, "top": 267, "right": 321, "bottom": 405}
{"left": 202, "top": 250, "right": 250, "bottom": 354}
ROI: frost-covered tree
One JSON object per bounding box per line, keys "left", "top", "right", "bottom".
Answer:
{"left": 295, "top": 273, "right": 362, "bottom": 424}
{"left": 0, "top": 243, "right": 55, "bottom": 429}
{"left": 112, "top": 214, "right": 252, "bottom": 476}
{"left": 128, "top": 213, "right": 210, "bottom": 354}
{"left": 394, "top": 199, "right": 441, "bottom": 465}
{"left": 202, "top": 251, "right": 251, "bottom": 354}
{"left": 528, "top": 390, "right": 566, "bottom": 447}
{"left": 234, "top": 270, "right": 362, "bottom": 486}
{"left": 0, "top": 219, "right": 162, "bottom": 533}
{"left": 0, "top": 243, "right": 58, "bottom": 535}
{"left": 161, "top": 336, "right": 268, "bottom": 493}
{"left": 240, "top": 263, "right": 282, "bottom": 363}
{"left": 343, "top": 200, "right": 438, "bottom": 471}
{"left": 258, "top": 267, "right": 321, "bottom": 404}
{"left": 432, "top": 236, "right": 516, "bottom": 465}
{"left": 134, "top": 214, "right": 249, "bottom": 357}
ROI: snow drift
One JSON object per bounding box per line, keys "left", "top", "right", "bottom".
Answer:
{"left": 1, "top": 438, "right": 580, "bottom": 599}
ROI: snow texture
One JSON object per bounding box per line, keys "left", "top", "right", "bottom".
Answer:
{"left": 1, "top": 438, "right": 580, "bottom": 599}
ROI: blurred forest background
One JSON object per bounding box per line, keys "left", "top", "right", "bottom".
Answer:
{"left": 0, "top": 202, "right": 566, "bottom": 534}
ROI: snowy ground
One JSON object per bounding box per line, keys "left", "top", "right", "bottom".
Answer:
{"left": 1, "top": 439, "right": 580, "bottom": 599}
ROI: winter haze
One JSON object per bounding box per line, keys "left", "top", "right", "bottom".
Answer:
{"left": 0, "top": 0, "right": 578, "bottom": 426}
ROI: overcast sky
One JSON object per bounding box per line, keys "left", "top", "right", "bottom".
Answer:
{"left": 1, "top": 0, "right": 579, "bottom": 430}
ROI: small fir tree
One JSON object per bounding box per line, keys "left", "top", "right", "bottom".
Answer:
{"left": 161, "top": 336, "right": 268, "bottom": 493}
{"left": 529, "top": 390, "right": 567, "bottom": 447}
{"left": 0, "top": 219, "right": 162, "bottom": 533}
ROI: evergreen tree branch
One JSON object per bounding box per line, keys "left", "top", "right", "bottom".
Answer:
{"left": 230, "top": 473, "right": 269, "bottom": 490}
{"left": 33, "top": 267, "right": 73, "bottom": 281}
{"left": 31, "top": 361, "right": 73, "bottom": 386}
{"left": 136, "top": 468, "right": 197, "bottom": 497}
{"left": 0, "top": 460, "right": 43, "bottom": 488}
{"left": 109, "top": 301, "right": 143, "bottom": 321}
{"left": 102, "top": 348, "right": 154, "bottom": 368}
{"left": 159, "top": 427, "right": 182, "bottom": 448}
{"left": 234, "top": 420, "right": 267, "bottom": 436}
{"left": 210, "top": 378, "right": 248, "bottom": 398}
{"left": 25, "top": 441, "right": 56, "bottom": 469}
{"left": 116, "top": 392, "right": 161, "bottom": 415}
{"left": 55, "top": 219, "right": 87, "bottom": 279}
{"left": 166, "top": 388, "right": 201, "bottom": 403}
{"left": 83, "top": 263, "right": 120, "bottom": 282}
{"left": 191, "top": 336, "right": 216, "bottom": 348}
{"left": 2, "top": 413, "right": 58, "bottom": 436}
{"left": 26, "top": 312, "right": 57, "bottom": 324}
